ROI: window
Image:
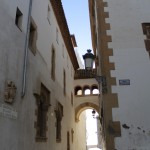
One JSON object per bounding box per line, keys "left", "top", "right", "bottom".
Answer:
{"left": 71, "top": 92, "right": 73, "bottom": 106}
{"left": 56, "top": 28, "right": 59, "bottom": 44}
{"left": 36, "top": 84, "right": 50, "bottom": 141}
{"left": 142, "top": 23, "right": 150, "bottom": 56}
{"left": 145, "top": 24, "right": 150, "bottom": 38}
{"left": 55, "top": 102, "right": 63, "bottom": 142}
{"left": 15, "top": 7, "right": 23, "bottom": 30}
{"left": 67, "top": 131, "right": 70, "bottom": 150}
{"left": 83, "top": 86, "right": 91, "bottom": 95}
{"left": 62, "top": 44, "right": 64, "bottom": 58}
{"left": 75, "top": 86, "right": 82, "bottom": 96}
{"left": 71, "top": 129, "right": 74, "bottom": 143}
{"left": 63, "top": 70, "right": 66, "bottom": 95}
{"left": 67, "top": 55, "right": 69, "bottom": 68}
{"left": 71, "top": 67, "right": 73, "bottom": 77}
{"left": 51, "top": 47, "right": 55, "bottom": 80}
{"left": 91, "top": 85, "right": 99, "bottom": 95}
{"left": 29, "top": 18, "right": 37, "bottom": 55}
{"left": 47, "top": 5, "right": 51, "bottom": 24}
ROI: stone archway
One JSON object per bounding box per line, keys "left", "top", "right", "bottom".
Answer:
{"left": 75, "top": 102, "right": 99, "bottom": 122}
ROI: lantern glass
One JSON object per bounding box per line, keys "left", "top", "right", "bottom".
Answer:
{"left": 83, "top": 49, "right": 95, "bottom": 70}
{"left": 84, "top": 58, "right": 94, "bottom": 70}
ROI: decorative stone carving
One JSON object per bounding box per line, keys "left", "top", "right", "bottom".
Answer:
{"left": 4, "top": 81, "right": 17, "bottom": 104}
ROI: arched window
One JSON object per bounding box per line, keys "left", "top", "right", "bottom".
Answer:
{"left": 55, "top": 102, "right": 63, "bottom": 142}
{"left": 36, "top": 83, "right": 50, "bottom": 140}
{"left": 75, "top": 86, "right": 82, "bottom": 96}
{"left": 91, "top": 85, "right": 99, "bottom": 95}
{"left": 83, "top": 85, "right": 91, "bottom": 95}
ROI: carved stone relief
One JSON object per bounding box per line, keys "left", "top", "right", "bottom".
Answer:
{"left": 4, "top": 81, "right": 17, "bottom": 104}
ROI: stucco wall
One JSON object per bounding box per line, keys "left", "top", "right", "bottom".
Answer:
{"left": 75, "top": 111, "right": 87, "bottom": 150}
{"left": 0, "top": 0, "right": 81, "bottom": 150}
{"left": 105, "top": 0, "right": 150, "bottom": 149}
{"left": 0, "top": 1, "right": 27, "bottom": 149}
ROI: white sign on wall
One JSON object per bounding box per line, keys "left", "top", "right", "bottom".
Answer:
{"left": 0, "top": 104, "right": 18, "bottom": 119}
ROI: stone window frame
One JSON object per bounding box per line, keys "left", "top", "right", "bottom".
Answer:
{"left": 55, "top": 102, "right": 63, "bottom": 142}
{"left": 29, "top": 17, "right": 37, "bottom": 55}
{"left": 142, "top": 23, "right": 150, "bottom": 56}
{"left": 34, "top": 83, "right": 50, "bottom": 142}
{"left": 15, "top": 7, "right": 23, "bottom": 31}
{"left": 142, "top": 23, "right": 150, "bottom": 38}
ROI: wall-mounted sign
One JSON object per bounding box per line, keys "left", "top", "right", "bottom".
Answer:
{"left": 119, "top": 79, "right": 130, "bottom": 85}
{"left": 0, "top": 104, "right": 18, "bottom": 119}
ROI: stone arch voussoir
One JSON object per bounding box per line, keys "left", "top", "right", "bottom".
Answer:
{"left": 75, "top": 102, "right": 99, "bottom": 122}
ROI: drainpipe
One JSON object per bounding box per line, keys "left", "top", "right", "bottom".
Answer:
{"left": 21, "top": 0, "right": 33, "bottom": 97}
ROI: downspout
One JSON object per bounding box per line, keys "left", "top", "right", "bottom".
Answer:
{"left": 21, "top": 0, "right": 33, "bottom": 97}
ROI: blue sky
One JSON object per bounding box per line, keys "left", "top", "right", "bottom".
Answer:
{"left": 61, "top": 0, "right": 93, "bottom": 59}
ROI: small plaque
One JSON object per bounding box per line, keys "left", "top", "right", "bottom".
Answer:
{"left": 0, "top": 104, "right": 18, "bottom": 119}
{"left": 119, "top": 79, "right": 130, "bottom": 85}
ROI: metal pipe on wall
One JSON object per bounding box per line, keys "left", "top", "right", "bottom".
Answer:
{"left": 21, "top": 0, "right": 33, "bottom": 97}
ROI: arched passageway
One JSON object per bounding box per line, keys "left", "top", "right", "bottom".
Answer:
{"left": 75, "top": 102, "right": 99, "bottom": 122}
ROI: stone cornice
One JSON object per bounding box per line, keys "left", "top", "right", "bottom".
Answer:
{"left": 50, "top": 0, "right": 79, "bottom": 70}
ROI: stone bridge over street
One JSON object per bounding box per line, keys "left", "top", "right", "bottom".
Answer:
{"left": 74, "top": 69, "right": 100, "bottom": 122}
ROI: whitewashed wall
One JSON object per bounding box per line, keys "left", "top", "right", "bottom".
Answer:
{"left": 75, "top": 111, "right": 87, "bottom": 150}
{"left": 105, "top": 0, "right": 150, "bottom": 149}
{"left": 0, "top": 0, "right": 82, "bottom": 150}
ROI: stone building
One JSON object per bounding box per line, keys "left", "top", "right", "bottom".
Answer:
{"left": 89, "top": 0, "right": 150, "bottom": 149}
{"left": 0, "top": 0, "right": 88, "bottom": 150}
